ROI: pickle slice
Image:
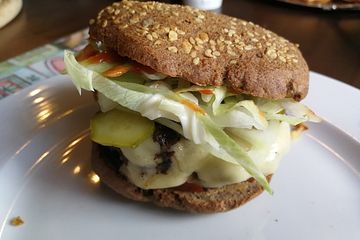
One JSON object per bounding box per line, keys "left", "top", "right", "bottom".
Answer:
{"left": 90, "top": 109, "right": 154, "bottom": 148}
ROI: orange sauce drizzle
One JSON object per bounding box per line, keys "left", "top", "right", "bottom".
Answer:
{"left": 75, "top": 44, "right": 97, "bottom": 62}
{"left": 102, "top": 65, "right": 131, "bottom": 77}
{"left": 180, "top": 99, "right": 206, "bottom": 115}
{"left": 84, "top": 52, "right": 112, "bottom": 64}
{"left": 198, "top": 89, "right": 214, "bottom": 95}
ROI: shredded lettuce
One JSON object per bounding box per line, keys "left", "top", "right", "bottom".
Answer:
{"left": 142, "top": 71, "right": 167, "bottom": 80}
{"left": 255, "top": 98, "right": 321, "bottom": 124}
{"left": 64, "top": 50, "right": 272, "bottom": 193}
{"left": 212, "top": 100, "right": 268, "bottom": 130}
{"left": 199, "top": 115, "right": 271, "bottom": 192}
{"left": 155, "top": 118, "right": 183, "bottom": 135}
{"left": 175, "top": 85, "right": 215, "bottom": 103}
{"left": 211, "top": 87, "right": 227, "bottom": 115}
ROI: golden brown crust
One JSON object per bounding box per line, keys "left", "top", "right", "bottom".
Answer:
{"left": 92, "top": 143, "right": 271, "bottom": 213}
{"left": 89, "top": 0, "right": 308, "bottom": 100}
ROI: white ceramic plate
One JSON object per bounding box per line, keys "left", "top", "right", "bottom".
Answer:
{"left": 0, "top": 72, "right": 359, "bottom": 240}
{"left": 276, "top": 0, "right": 360, "bottom": 11}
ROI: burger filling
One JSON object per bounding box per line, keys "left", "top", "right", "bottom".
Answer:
{"left": 120, "top": 120, "right": 290, "bottom": 189}
{"left": 64, "top": 45, "right": 320, "bottom": 193}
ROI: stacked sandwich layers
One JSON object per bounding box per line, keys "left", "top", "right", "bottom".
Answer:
{"left": 64, "top": 0, "right": 320, "bottom": 213}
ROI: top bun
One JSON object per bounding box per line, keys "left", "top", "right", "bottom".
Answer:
{"left": 89, "top": 0, "right": 309, "bottom": 100}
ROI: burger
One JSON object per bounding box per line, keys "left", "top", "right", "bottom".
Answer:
{"left": 64, "top": 0, "right": 320, "bottom": 213}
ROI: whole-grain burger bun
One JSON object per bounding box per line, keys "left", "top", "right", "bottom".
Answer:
{"left": 92, "top": 143, "right": 272, "bottom": 213}
{"left": 89, "top": 0, "right": 308, "bottom": 100}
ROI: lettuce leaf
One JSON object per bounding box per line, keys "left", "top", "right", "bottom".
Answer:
{"left": 64, "top": 50, "right": 95, "bottom": 94}
{"left": 212, "top": 100, "right": 268, "bottom": 130}
{"left": 255, "top": 98, "right": 321, "bottom": 124}
{"left": 199, "top": 115, "right": 271, "bottom": 193}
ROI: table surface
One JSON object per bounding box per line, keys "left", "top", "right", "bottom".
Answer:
{"left": 0, "top": 0, "right": 359, "bottom": 89}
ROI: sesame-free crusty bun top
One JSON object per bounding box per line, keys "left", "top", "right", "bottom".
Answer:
{"left": 89, "top": 0, "right": 309, "bottom": 100}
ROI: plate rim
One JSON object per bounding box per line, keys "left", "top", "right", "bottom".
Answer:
{"left": 276, "top": 0, "right": 360, "bottom": 10}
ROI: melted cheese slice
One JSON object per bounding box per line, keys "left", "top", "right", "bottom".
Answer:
{"left": 120, "top": 121, "right": 291, "bottom": 189}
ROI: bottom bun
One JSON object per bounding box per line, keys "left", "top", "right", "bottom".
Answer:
{"left": 92, "top": 143, "right": 272, "bottom": 213}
